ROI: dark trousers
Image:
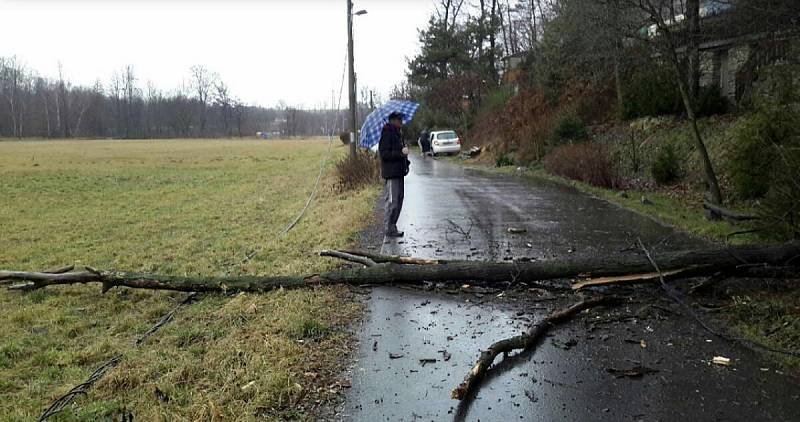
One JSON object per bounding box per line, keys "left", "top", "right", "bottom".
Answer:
{"left": 384, "top": 177, "right": 404, "bottom": 233}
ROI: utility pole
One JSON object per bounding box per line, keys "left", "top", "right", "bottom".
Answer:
{"left": 347, "top": 0, "right": 357, "bottom": 158}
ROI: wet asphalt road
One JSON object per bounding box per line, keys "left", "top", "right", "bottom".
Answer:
{"left": 343, "top": 154, "right": 800, "bottom": 421}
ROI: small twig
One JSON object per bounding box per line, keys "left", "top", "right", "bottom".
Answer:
{"left": 445, "top": 218, "right": 473, "bottom": 241}
{"left": 46, "top": 265, "right": 75, "bottom": 274}
{"left": 725, "top": 228, "right": 768, "bottom": 242}
{"left": 688, "top": 271, "right": 730, "bottom": 294}
{"left": 319, "top": 250, "right": 377, "bottom": 267}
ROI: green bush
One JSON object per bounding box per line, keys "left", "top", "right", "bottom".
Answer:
{"left": 729, "top": 107, "right": 798, "bottom": 199}
{"left": 622, "top": 66, "right": 682, "bottom": 119}
{"left": 728, "top": 113, "right": 777, "bottom": 199}
{"left": 696, "top": 85, "right": 729, "bottom": 117}
{"left": 495, "top": 153, "right": 514, "bottom": 167}
{"left": 761, "top": 143, "right": 800, "bottom": 239}
{"left": 551, "top": 113, "right": 587, "bottom": 143}
{"left": 729, "top": 104, "right": 800, "bottom": 238}
{"left": 651, "top": 143, "right": 681, "bottom": 184}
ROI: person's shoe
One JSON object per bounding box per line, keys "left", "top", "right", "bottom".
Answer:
{"left": 386, "top": 230, "right": 404, "bottom": 238}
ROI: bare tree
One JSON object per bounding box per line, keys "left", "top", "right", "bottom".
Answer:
{"left": 71, "top": 87, "right": 92, "bottom": 137}
{"left": 505, "top": 0, "right": 519, "bottom": 54}
{"left": 0, "top": 57, "right": 27, "bottom": 138}
{"left": 232, "top": 98, "right": 247, "bottom": 138}
{"left": 144, "top": 81, "right": 160, "bottom": 138}
{"left": 122, "top": 65, "right": 138, "bottom": 138}
{"left": 686, "top": 0, "right": 700, "bottom": 101}
{"left": 214, "top": 77, "right": 232, "bottom": 137}
{"left": 620, "top": 0, "right": 724, "bottom": 205}
{"left": 190, "top": 65, "right": 216, "bottom": 137}
{"left": 56, "top": 63, "right": 71, "bottom": 138}
{"left": 489, "top": 0, "right": 500, "bottom": 81}
{"left": 34, "top": 76, "right": 53, "bottom": 138}
{"left": 436, "top": 0, "right": 454, "bottom": 31}
{"left": 108, "top": 71, "right": 123, "bottom": 138}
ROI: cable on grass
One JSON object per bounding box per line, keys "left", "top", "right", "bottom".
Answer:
{"left": 242, "top": 48, "right": 350, "bottom": 264}
{"left": 39, "top": 293, "right": 198, "bottom": 421}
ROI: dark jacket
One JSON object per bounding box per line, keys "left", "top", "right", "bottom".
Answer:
{"left": 378, "top": 124, "right": 410, "bottom": 179}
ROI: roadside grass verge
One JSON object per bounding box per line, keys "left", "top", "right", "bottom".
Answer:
{"left": 0, "top": 139, "right": 378, "bottom": 420}
{"left": 525, "top": 166, "right": 766, "bottom": 245}
{"left": 724, "top": 288, "right": 800, "bottom": 373}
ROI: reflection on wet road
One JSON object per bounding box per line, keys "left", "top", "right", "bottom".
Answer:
{"left": 343, "top": 155, "right": 800, "bottom": 421}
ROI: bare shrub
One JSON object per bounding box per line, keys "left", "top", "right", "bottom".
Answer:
{"left": 334, "top": 150, "right": 381, "bottom": 192}
{"left": 468, "top": 89, "right": 555, "bottom": 163}
{"left": 467, "top": 83, "right": 615, "bottom": 164}
{"left": 543, "top": 142, "right": 619, "bottom": 189}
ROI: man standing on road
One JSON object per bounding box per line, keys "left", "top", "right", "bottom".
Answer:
{"left": 379, "top": 112, "right": 410, "bottom": 238}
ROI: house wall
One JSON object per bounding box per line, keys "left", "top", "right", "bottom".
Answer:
{"left": 699, "top": 44, "right": 750, "bottom": 103}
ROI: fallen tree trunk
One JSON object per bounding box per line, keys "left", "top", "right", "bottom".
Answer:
{"left": 2, "top": 243, "right": 799, "bottom": 293}
{"left": 451, "top": 295, "right": 621, "bottom": 400}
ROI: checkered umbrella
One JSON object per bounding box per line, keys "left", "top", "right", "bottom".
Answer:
{"left": 358, "top": 100, "right": 420, "bottom": 150}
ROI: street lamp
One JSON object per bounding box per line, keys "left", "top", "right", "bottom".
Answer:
{"left": 347, "top": 1, "right": 367, "bottom": 158}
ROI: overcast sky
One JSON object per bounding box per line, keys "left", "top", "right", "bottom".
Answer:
{"left": 0, "top": 0, "right": 435, "bottom": 108}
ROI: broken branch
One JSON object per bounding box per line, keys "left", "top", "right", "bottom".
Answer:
{"left": 319, "top": 250, "right": 377, "bottom": 267}
{"left": 338, "top": 249, "right": 444, "bottom": 265}
{"left": 571, "top": 267, "right": 696, "bottom": 290}
{"left": 451, "top": 295, "right": 621, "bottom": 400}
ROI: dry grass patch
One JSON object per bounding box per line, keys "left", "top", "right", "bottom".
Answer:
{"left": 0, "top": 138, "right": 378, "bottom": 420}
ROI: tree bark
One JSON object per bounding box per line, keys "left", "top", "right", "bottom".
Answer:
{"left": 614, "top": 47, "right": 625, "bottom": 117}
{"left": 489, "top": 0, "right": 499, "bottom": 82}
{"left": 703, "top": 200, "right": 759, "bottom": 221}
{"left": 687, "top": 0, "right": 701, "bottom": 101}
{"left": 3, "top": 243, "right": 798, "bottom": 294}
{"left": 659, "top": 13, "right": 724, "bottom": 206}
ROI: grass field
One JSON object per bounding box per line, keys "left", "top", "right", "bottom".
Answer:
{"left": 0, "top": 139, "right": 378, "bottom": 420}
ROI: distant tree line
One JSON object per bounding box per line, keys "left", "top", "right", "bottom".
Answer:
{"left": 0, "top": 60, "right": 356, "bottom": 139}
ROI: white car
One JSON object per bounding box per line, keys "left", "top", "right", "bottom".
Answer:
{"left": 429, "top": 130, "right": 461, "bottom": 156}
